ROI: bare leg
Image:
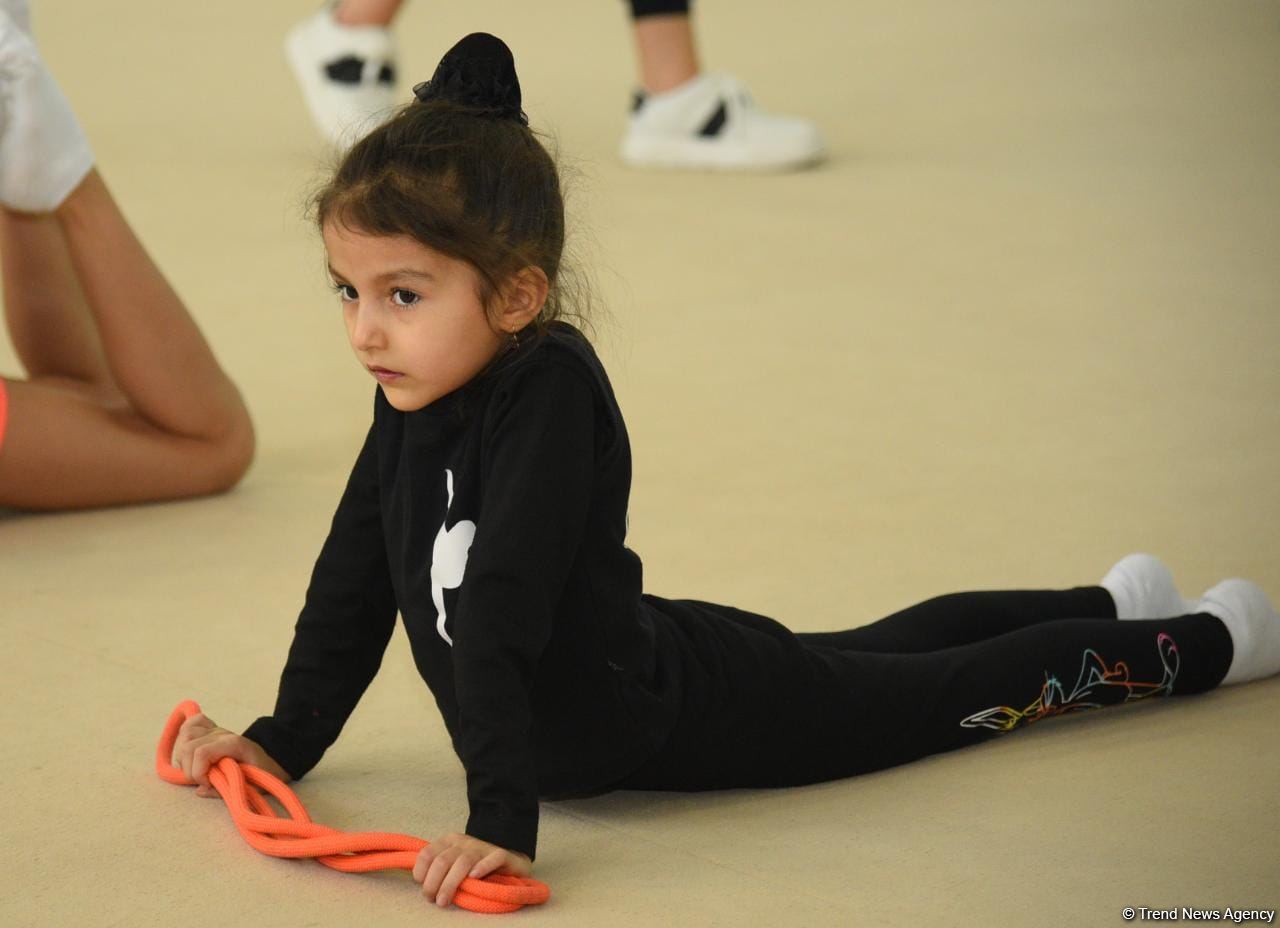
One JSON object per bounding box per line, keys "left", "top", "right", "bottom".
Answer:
{"left": 1, "top": 209, "right": 113, "bottom": 389}
{"left": 0, "top": 170, "right": 254, "bottom": 509}
{"left": 56, "top": 170, "right": 251, "bottom": 443}
{"left": 632, "top": 13, "right": 701, "bottom": 94}
{"left": 333, "top": 0, "right": 405, "bottom": 27}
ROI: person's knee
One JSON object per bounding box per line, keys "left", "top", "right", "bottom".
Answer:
{"left": 183, "top": 402, "right": 255, "bottom": 495}
{"left": 119, "top": 396, "right": 255, "bottom": 499}
{"left": 206, "top": 414, "right": 255, "bottom": 493}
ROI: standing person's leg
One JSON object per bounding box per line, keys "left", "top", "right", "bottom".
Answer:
{"left": 286, "top": 0, "right": 403, "bottom": 146}
{"left": 629, "top": 4, "right": 699, "bottom": 95}
{"left": 620, "top": 0, "right": 825, "bottom": 170}
{"left": 332, "top": 0, "right": 404, "bottom": 26}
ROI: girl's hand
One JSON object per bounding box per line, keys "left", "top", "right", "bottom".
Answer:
{"left": 412, "top": 833, "right": 532, "bottom": 908}
{"left": 172, "top": 710, "right": 290, "bottom": 796}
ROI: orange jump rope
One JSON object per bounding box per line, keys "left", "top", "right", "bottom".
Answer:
{"left": 155, "top": 700, "right": 551, "bottom": 914}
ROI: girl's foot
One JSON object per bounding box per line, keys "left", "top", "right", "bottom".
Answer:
{"left": 1100, "top": 553, "right": 1195, "bottom": 619}
{"left": 1197, "top": 579, "right": 1280, "bottom": 686}
{"left": 285, "top": 4, "right": 398, "bottom": 148}
{"left": 620, "top": 72, "right": 825, "bottom": 172}
{"left": 0, "top": 8, "right": 93, "bottom": 212}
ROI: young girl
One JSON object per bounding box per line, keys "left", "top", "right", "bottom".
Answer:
{"left": 0, "top": 5, "right": 255, "bottom": 510}
{"left": 173, "top": 32, "right": 1280, "bottom": 910}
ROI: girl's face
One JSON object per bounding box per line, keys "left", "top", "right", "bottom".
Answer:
{"left": 322, "top": 222, "right": 507, "bottom": 412}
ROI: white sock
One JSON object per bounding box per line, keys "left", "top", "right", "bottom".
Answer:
{"left": 1197, "top": 579, "right": 1280, "bottom": 686}
{"left": 0, "top": 10, "right": 94, "bottom": 212}
{"left": 0, "top": 0, "right": 30, "bottom": 35}
{"left": 1100, "top": 553, "right": 1196, "bottom": 620}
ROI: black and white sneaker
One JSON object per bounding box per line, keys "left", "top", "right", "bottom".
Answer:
{"left": 620, "top": 72, "right": 824, "bottom": 171}
{"left": 285, "top": 4, "right": 398, "bottom": 148}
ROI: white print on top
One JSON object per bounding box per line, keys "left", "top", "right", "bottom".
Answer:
{"left": 431, "top": 469, "right": 476, "bottom": 646}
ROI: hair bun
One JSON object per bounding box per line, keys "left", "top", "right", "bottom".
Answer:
{"left": 412, "top": 32, "right": 528, "bottom": 126}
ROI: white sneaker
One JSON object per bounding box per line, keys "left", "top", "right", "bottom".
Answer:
{"left": 1197, "top": 579, "right": 1280, "bottom": 686}
{"left": 285, "top": 4, "right": 398, "bottom": 148}
{"left": 620, "top": 72, "right": 824, "bottom": 172}
{"left": 0, "top": 8, "right": 93, "bottom": 212}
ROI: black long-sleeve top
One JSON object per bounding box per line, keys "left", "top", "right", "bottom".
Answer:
{"left": 244, "top": 324, "right": 681, "bottom": 860}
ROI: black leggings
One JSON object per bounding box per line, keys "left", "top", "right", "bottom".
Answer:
{"left": 630, "top": 1, "right": 690, "bottom": 19}
{"left": 620, "top": 588, "right": 1233, "bottom": 790}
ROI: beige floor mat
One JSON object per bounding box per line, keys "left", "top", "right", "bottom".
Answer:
{"left": 2, "top": 1, "right": 1277, "bottom": 925}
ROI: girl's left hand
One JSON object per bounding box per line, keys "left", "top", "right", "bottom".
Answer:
{"left": 412, "top": 832, "right": 532, "bottom": 908}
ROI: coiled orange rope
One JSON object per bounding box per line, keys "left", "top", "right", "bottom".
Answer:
{"left": 155, "top": 700, "right": 551, "bottom": 914}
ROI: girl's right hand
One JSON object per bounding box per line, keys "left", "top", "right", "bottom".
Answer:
{"left": 173, "top": 711, "right": 290, "bottom": 797}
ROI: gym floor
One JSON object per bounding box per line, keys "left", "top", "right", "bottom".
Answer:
{"left": 3, "top": 1, "right": 1277, "bottom": 925}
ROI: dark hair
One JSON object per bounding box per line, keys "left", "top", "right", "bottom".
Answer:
{"left": 311, "top": 35, "right": 590, "bottom": 338}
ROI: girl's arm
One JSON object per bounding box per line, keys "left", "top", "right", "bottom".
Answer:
{"left": 242, "top": 420, "right": 399, "bottom": 779}
{"left": 450, "top": 362, "right": 598, "bottom": 862}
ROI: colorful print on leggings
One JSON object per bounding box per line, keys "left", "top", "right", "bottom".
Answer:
{"left": 959, "top": 633, "right": 1180, "bottom": 733}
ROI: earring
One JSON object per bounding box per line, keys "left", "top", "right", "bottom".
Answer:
{"left": 509, "top": 329, "right": 521, "bottom": 351}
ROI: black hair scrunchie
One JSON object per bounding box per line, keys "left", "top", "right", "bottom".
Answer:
{"left": 412, "top": 32, "right": 529, "bottom": 126}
